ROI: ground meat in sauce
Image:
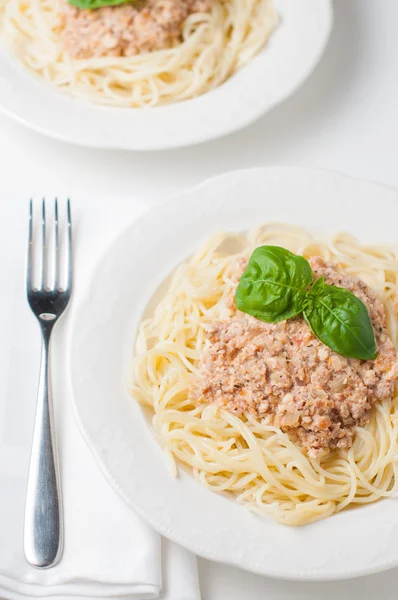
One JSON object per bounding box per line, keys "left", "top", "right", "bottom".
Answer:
{"left": 189, "top": 256, "right": 398, "bottom": 458}
{"left": 60, "top": 0, "right": 212, "bottom": 59}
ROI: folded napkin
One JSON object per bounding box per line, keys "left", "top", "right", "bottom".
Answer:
{"left": 0, "top": 200, "right": 201, "bottom": 600}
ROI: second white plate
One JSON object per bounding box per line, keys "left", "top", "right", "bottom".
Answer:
{"left": 0, "top": 0, "right": 332, "bottom": 149}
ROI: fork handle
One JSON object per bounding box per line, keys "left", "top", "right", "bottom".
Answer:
{"left": 24, "top": 325, "right": 63, "bottom": 568}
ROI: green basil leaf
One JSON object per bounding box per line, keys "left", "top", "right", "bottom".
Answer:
{"left": 235, "top": 246, "right": 313, "bottom": 323}
{"left": 68, "top": 0, "right": 133, "bottom": 9}
{"left": 303, "top": 277, "right": 377, "bottom": 360}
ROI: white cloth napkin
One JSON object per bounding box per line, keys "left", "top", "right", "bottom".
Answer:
{"left": 0, "top": 199, "right": 201, "bottom": 600}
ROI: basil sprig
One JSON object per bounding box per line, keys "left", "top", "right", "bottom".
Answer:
{"left": 234, "top": 246, "right": 313, "bottom": 322}
{"left": 304, "top": 277, "right": 377, "bottom": 360}
{"left": 235, "top": 246, "right": 377, "bottom": 360}
{"left": 68, "top": 0, "right": 133, "bottom": 9}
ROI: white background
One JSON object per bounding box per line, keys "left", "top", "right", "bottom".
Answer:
{"left": 2, "top": 0, "right": 398, "bottom": 598}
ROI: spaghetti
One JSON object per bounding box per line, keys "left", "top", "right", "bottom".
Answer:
{"left": 130, "top": 224, "right": 398, "bottom": 526}
{"left": 0, "top": 0, "right": 278, "bottom": 106}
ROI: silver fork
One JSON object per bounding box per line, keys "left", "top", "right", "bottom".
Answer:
{"left": 24, "top": 199, "right": 72, "bottom": 568}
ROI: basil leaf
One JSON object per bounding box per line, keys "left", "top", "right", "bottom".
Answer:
{"left": 303, "top": 278, "right": 377, "bottom": 360}
{"left": 68, "top": 0, "right": 133, "bottom": 9}
{"left": 235, "top": 246, "right": 313, "bottom": 323}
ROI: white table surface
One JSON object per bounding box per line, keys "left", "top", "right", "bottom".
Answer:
{"left": 1, "top": 0, "right": 398, "bottom": 598}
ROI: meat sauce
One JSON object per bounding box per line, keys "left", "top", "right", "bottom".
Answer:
{"left": 189, "top": 257, "right": 398, "bottom": 457}
{"left": 60, "top": 0, "right": 212, "bottom": 59}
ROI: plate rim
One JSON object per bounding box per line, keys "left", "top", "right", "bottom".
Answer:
{"left": 68, "top": 166, "right": 398, "bottom": 580}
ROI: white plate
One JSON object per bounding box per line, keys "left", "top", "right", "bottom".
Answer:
{"left": 0, "top": 0, "right": 332, "bottom": 150}
{"left": 69, "top": 167, "right": 398, "bottom": 580}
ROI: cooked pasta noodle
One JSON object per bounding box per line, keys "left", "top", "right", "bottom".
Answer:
{"left": 0, "top": 0, "right": 278, "bottom": 106}
{"left": 130, "top": 224, "right": 398, "bottom": 526}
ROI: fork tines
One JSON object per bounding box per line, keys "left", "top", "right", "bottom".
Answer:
{"left": 27, "top": 199, "right": 72, "bottom": 294}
